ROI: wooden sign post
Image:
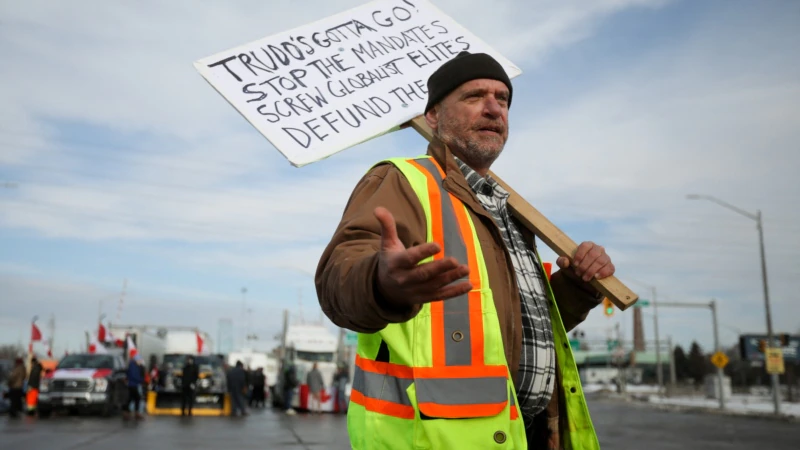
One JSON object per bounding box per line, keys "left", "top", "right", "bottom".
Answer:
{"left": 409, "top": 117, "right": 638, "bottom": 310}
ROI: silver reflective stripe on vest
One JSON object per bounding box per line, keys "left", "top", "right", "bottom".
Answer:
{"left": 353, "top": 366, "right": 413, "bottom": 406}
{"left": 415, "top": 376, "right": 508, "bottom": 406}
{"left": 415, "top": 158, "right": 472, "bottom": 367}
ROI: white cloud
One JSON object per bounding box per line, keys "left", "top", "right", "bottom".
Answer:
{"left": 1, "top": 0, "right": 798, "bottom": 350}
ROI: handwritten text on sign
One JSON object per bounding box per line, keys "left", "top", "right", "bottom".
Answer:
{"left": 194, "top": 0, "right": 520, "bottom": 167}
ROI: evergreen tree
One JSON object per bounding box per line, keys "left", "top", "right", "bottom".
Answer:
{"left": 673, "top": 345, "right": 690, "bottom": 381}
{"left": 688, "top": 341, "right": 708, "bottom": 386}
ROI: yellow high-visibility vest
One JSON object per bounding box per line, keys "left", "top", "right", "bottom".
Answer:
{"left": 348, "top": 156, "right": 599, "bottom": 450}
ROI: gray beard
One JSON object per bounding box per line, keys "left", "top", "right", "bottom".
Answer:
{"left": 438, "top": 130, "right": 504, "bottom": 171}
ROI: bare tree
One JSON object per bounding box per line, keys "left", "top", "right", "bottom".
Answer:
{"left": 0, "top": 344, "right": 25, "bottom": 360}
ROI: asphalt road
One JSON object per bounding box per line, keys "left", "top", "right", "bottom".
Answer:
{"left": 2, "top": 396, "right": 798, "bottom": 449}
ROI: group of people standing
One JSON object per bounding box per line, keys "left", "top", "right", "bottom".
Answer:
{"left": 5, "top": 356, "right": 43, "bottom": 418}
{"left": 281, "top": 361, "right": 349, "bottom": 416}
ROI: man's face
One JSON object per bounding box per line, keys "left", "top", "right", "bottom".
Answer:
{"left": 428, "top": 78, "right": 510, "bottom": 171}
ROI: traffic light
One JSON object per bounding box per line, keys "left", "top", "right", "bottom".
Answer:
{"left": 778, "top": 333, "right": 790, "bottom": 347}
{"left": 602, "top": 298, "right": 614, "bottom": 317}
{"left": 758, "top": 339, "right": 767, "bottom": 353}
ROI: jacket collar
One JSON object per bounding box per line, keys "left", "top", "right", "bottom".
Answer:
{"left": 425, "top": 135, "right": 495, "bottom": 223}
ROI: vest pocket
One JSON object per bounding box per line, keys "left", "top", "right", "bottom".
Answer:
{"left": 407, "top": 381, "right": 518, "bottom": 450}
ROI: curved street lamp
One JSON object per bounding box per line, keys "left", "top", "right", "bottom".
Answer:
{"left": 686, "top": 194, "right": 779, "bottom": 414}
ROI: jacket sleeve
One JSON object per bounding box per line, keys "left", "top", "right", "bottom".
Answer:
{"left": 549, "top": 270, "right": 603, "bottom": 332}
{"left": 316, "top": 163, "right": 428, "bottom": 333}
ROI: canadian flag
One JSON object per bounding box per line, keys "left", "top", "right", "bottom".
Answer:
{"left": 196, "top": 332, "right": 206, "bottom": 354}
{"left": 31, "top": 322, "right": 43, "bottom": 342}
{"left": 88, "top": 334, "right": 108, "bottom": 354}
{"left": 127, "top": 335, "right": 137, "bottom": 358}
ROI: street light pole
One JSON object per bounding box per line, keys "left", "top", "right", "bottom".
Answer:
{"left": 652, "top": 287, "right": 663, "bottom": 396}
{"left": 756, "top": 210, "right": 781, "bottom": 414}
{"left": 686, "top": 194, "right": 780, "bottom": 415}
{"left": 710, "top": 299, "right": 726, "bottom": 410}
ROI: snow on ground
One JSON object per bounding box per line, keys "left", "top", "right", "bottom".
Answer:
{"left": 647, "top": 394, "right": 800, "bottom": 418}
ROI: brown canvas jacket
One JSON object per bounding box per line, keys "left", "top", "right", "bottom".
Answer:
{"left": 316, "top": 136, "right": 601, "bottom": 447}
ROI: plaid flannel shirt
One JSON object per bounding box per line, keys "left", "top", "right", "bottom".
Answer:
{"left": 455, "top": 157, "right": 556, "bottom": 419}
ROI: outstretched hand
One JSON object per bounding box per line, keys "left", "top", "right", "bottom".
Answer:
{"left": 374, "top": 207, "right": 472, "bottom": 308}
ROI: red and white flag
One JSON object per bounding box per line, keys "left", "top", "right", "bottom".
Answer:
{"left": 31, "top": 322, "right": 42, "bottom": 342}
{"left": 196, "top": 332, "right": 207, "bottom": 354}
{"left": 98, "top": 323, "right": 107, "bottom": 342}
{"left": 126, "top": 335, "right": 137, "bottom": 358}
{"left": 88, "top": 333, "right": 108, "bottom": 354}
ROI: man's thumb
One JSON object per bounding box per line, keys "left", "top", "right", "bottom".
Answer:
{"left": 375, "top": 207, "right": 400, "bottom": 249}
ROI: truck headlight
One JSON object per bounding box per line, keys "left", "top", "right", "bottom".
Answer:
{"left": 94, "top": 379, "right": 108, "bottom": 392}
{"left": 40, "top": 379, "right": 50, "bottom": 393}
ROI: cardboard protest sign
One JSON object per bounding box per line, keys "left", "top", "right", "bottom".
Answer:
{"left": 195, "top": 0, "right": 521, "bottom": 167}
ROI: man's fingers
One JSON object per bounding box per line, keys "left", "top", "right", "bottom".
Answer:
{"left": 406, "top": 257, "right": 464, "bottom": 284}
{"left": 572, "top": 241, "right": 594, "bottom": 267}
{"left": 375, "top": 207, "right": 402, "bottom": 252}
{"left": 576, "top": 245, "right": 604, "bottom": 276}
{"left": 556, "top": 256, "right": 570, "bottom": 270}
{"left": 581, "top": 255, "right": 608, "bottom": 282}
{"left": 400, "top": 242, "right": 443, "bottom": 268}
{"left": 596, "top": 261, "right": 615, "bottom": 280}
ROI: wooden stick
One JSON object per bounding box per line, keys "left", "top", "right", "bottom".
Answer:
{"left": 408, "top": 116, "right": 639, "bottom": 310}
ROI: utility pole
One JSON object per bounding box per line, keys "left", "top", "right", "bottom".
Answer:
{"left": 653, "top": 287, "right": 663, "bottom": 395}
{"left": 687, "top": 194, "right": 780, "bottom": 414}
{"left": 241, "top": 287, "right": 248, "bottom": 348}
{"left": 656, "top": 301, "right": 727, "bottom": 410}
{"left": 710, "top": 299, "right": 726, "bottom": 410}
{"left": 668, "top": 336, "right": 677, "bottom": 394}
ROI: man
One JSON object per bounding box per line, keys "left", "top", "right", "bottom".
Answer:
{"left": 181, "top": 356, "right": 199, "bottom": 417}
{"left": 227, "top": 361, "right": 248, "bottom": 417}
{"left": 124, "top": 355, "right": 144, "bottom": 420}
{"left": 306, "top": 363, "right": 324, "bottom": 414}
{"left": 316, "top": 51, "right": 615, "bottom": 449}
{"left": 282, "top": 359, "right": 298, "bottom": 416}
{"left": 26, "top": 356, "right": 42, "bottom": 415}
{"left": 333, "top": 364, "right": 349, "bottom": 414}
{"left": 250, "top": 368, "right": 266, "bottom": 409}
{"left": 7, "top": 358, "right": 26, "bottom": 419}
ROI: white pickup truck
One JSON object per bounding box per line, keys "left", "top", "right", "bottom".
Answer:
{"left": 38, "top": 353, "right": 129, "bottom": 417}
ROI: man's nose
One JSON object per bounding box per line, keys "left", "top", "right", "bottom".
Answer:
{"left": 483, "top": 97, "right": 503, "bottom": 118}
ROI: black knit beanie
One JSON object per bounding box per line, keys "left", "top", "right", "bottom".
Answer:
{"left": 424, "top": 51, "right": 513, "bottom": 113}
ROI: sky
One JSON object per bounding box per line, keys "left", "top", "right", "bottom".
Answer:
{"left": 0, "top": 0, "right": 798, "bottom": 357}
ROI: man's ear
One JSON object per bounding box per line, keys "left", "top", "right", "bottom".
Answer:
{"left": 425, "top": 106, "right": 440, "bottom": 132}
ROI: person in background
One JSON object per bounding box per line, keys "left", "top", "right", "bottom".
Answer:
{"left": 149, "top": 363, "right": 159, "bottom": 392}
{"left": 250, "top": 368, "right": 266, "bottom": 409}
{"left": 306, "top": 363, "right": 324, "bottom": 415}
{"left": 333, "top": 364, "right": 349, "bottom": 414}
{"left": 26, "top": 355, "right": 42, "bottom": 415}
{"left": 181, "top": 356, "right": 199, "bottom": 417}
{"left": 7, "top": 357, "right": 27, "bottom": 419}
{"left": 227, "top": 360, "right": 248, "bottom": 417}
{"left": 282, "top": 359, "right": 298, "bottom": 416}
{"left": 138, "top": 357, "right": 148, "bottom": 415}
{"left": 124, "top": 355, "right": 144, "bottom": 421}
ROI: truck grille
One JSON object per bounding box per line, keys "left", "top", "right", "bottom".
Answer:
{"left": 52, "top": 379, "right": 92, "bottom": 392}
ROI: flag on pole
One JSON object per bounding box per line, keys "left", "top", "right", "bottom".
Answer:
{"left": 126, "top": 335, "right": 137, "bottom": 358}
{"left": 98, "top": 323, "right": 107, "bottom": 342}
{"left": 196, "top": 332, "right": 206, "bottom": 354}
{"left": 31, "top": 322, "right": 42, "bottom": 342}
{"left": 89, "top": 334, "right": 108, "bottom": 354}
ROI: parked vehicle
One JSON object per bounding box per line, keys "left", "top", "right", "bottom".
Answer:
{"left": 37, "top": 353, "right": 128, "bottom": 417}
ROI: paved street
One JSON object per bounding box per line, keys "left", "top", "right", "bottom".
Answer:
{"left": 2, "top": 396, "right": 799, "bottom": 449}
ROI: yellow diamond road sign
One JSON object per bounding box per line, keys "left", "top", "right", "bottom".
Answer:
{"left": 710, "top": 351, "right": 729, "bottom": 369}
